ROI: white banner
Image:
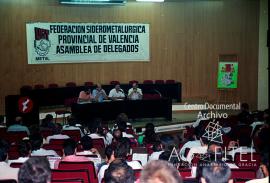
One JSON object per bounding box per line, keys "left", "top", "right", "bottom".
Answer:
{"left": 26, "top": 22, "right": 150, "bottom": 64}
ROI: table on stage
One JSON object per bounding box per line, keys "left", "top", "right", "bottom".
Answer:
{"left": 71, "top": 98, "right": 172, "bottom": 122}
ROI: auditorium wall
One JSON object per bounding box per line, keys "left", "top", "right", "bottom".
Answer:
{"left": 0, "top": 0, "right": 260, "bottom": 115}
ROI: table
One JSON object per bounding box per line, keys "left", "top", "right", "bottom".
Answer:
{"left": 71, "top": 98, "right": 172, "bottom": 122}
{"left": 20, "top": 83, "right": 181, "bottom": 107}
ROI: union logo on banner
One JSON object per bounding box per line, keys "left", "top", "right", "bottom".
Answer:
{"left": 18, "top": 97, "right": 33, "bottom": 113}
{"left": 34, "top": 27, "right": 51, "bottom": 56}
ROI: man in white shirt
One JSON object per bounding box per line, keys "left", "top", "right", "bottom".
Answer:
{"left": 185, "top": 137, "right": 209, "bottom": 164}
{"left": 128, "top": 82, "right": 142, "bottom": 100}
{"left": 109, "top": 84, "right": 125, "bottom": 100}
{"left": 0, "top": 139, "right": 19, "bottom": 181}
{"left": 30, "top": 134, "right": 59, "bottom": 157}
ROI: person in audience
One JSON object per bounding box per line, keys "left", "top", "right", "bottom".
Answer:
{"left": 104, "top": 159, "right": 135, "bottom": 183}
{"left": 40, "top": 114, "right": 56, "bottom": 132}
{"left": 128, "top": 82, "right": 142, "bottom": 100}
{"left": 18, "top": 157, "right": 51, "bottom": 183}
{"left": 77, "top": 86, "right": 93, "bottom": 103}
{"left": 88, "top": 119, "right": 107, "bottom": 146}
{"left": 8, "top": 140, "right": 31, "bottom": 165}
{"left": 0, "top": 139, "right": 19, "bottom": 181}
{"left": 140, "top": 160, "right": 183, "bottom": 183}
{"left": 45, "top": 123, "right": 70, "bottom": 144}
{"left": 76, "top": 135, "right": 100, "bottom": 156}
{"left": 63, "top": 116, "right": 84, "bottom": 137}
{"left": 54, "top": 138, "right": 89, "bottom": 168}
{"left": 200, "top": 160, "right": 233, "bottom": 183}
{"left": 149, "top": 141, "right": 164, "bottom": 161}
{"left": 30, "top": 134, "right": 59, "bottom": 157}
{"left": 109, "top": 84, "right": 125, "bottom": 100}
{"left": 98, "top": 145, "right": 116, "bottom": 181}
{"left": 111, "top": 129, "right": 123, "bottom": 147}
{"left": 7, "top": 116, "right": 30, "bottom": 135}
{"left": 246, "top": 163, "right": 269, "bottom": 183}
{"left": 237, "top": 102, "right": 252, "bottom": 125}
{"left": 118, "top": 121, "right": 134, "bottom": 138}
{"left": 92, "top": 83, "right": 108, "bottom": 102}
{"left": 143, "top": 123, "right": 159, "bottom": 145}
{"left": 98, "top": 138, "right": 142, "bottom": 182}
{"left": 179, "top": 132, "right": 202, "bottom": 161}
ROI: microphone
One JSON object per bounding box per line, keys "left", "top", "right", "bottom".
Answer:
{"left": 154, "top": 89, "right": 162, "bottom": 98}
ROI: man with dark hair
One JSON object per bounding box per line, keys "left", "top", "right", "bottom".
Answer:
{"left": 76, "top": 135, "right": 100, "bottom": 156}
{"left": 118, "top": 121, "right": 134, "bottom": 138}
{"left": 104, "top": 159, "right": 135, "bottom": 183}
{"left": 30, "top": 134, "right": 59, "bottom": 157}
{"left": 0, "top": 139, "right": 19, "bottom": 180}
{"left": 45, "top": 123, "right": 69, "bottom": 144}
{"left": 200, "top": 161, "right": 233, "bottom": 183}
{"left": 54, "top": 138, "right": 89, "bottom": 169}
{"left": 92, "top": 83, "right": 108, "bottom": 102}
{"left": 140, "top": 160, "right": 182, "bottom": 183}
{"left": 8, "top": 140, "right": 31, "bottom": 165}
{"left": 18, "top": 157, "right": 51, "bottom": 183}
{"left": 7, "top": 116, "right": 30, "bottom": 135}
{"left": 108, "top": 84, "right": 125, "bottom": 100}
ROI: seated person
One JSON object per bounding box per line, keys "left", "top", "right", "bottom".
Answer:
{"left": 128, "top": 82, "right": 142, "bottom": 100}
{"left": 63, "top": 116, "right": 84, "bottom": 137}
{"left": 104, "top": 159, "right": 135, "bottom": 183}
{"left": 40, "top": 114, "right": 56, "bottom": 132}
{"left": 143, "top": 123, "right": 159, "bottom": 145}
{"left": 18, "top": 157, "right": 51, "bottom": 183}
{"left": 109, "top": 84, "right": 125, "bottom": 100}
{"left": 54, "top": 138, "right": 89, "bottom": 169}
{"left": 8, "top": 140, "right": 31, "bottom": 165}
{"left": 0, "top": 139, "right": 19, "bottom": 181}
{"left": 98, "top": 138, "right": 142, "bottom": 182}
{"left": 92, "top": 83, "right": 108, "bottom": 102}
{"left": 76, "top": 135, "right": 100, "bottom": 156}
{"left": 200, "top": 160, "right": 233, "bottom": 183}
{"left": 118, "top": 121, "right": 134, "bottom": 138}
{"left": 140, "top": 160, "right": 183, "bottom": 183}
{"left": 7, "top": 116, "right": 30, "bottom": 135}
{"left": 30, "top": 134, "right": 59, "bottom": 157}
{"left": 149, "top": 141, "right": 164, "bottom": 161}
{"left": 45, "top": 124, "right": 70, "bottom": 144}
{"left": 77, "top": 86, "right": 92, "bottom": 103}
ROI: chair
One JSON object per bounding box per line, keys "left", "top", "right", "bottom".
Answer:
{"left": 65, "top": 82, "right": 76, "bottom": 87}
{"left": 34, "top": 84, "right": 45, "bottom": 89}
{"left": 10, "top": 162, "right": 23, "bottom": 168}
{"left": 110, "top": 80, "right": 120, "bottom": 85}
{"left": 234, "top": 152, "right": 261, "bottom": 170}
{"left": 84, "top": 82, "right": 94, "bottom": 86}
{"left": 42, "top": 144, "right": 63, "bottom": 157}
{"left": 155, "top": 80, "right": 164, "bottom": 84}
{"left": 51, "top": 169, "right": 90, "bottom": 183}
{"left": 129, "top": 80, "right": 139, "bottom": 85}
{"left": 51, "top": 179, "right": 84, "bottom": 183}
{"left": 40, "top": 129, "right": 53, "bottom": 139}
{"left": 92, "top": 138, "right": 105, "bottom": 150}
{"left": 48, "top": 83, "right": 59, "bottom": 88}
{"left": 8, "top": 144, "right": 19, "bottom": 160}
{"left": 7, "top": 131, "right": 28, "bottom": 144}
{"left": 62, "top": 130, "right": 81, "bottom": 142}
{"left": 143, "top": 80, "right": 153, "bottom": 84}
{"left": 51, "top": 180, "right": 84, "bottom": 183}
{"left": 230, "top": 168, "right": 256, "bottom": 179}
{"left": 49, "top": 139, "right": 66, "bottom": 145}
{"left": 179, "top": 168, "right": 192, "bottom": 179}
{"left": 58, "top": 161, "right": 98, "bottom": 183}
{"left": 165, "top": 79, "right": 175, "bottom": 84}
{"left": 0, "top": 180, "right": 17, "bottom": 183}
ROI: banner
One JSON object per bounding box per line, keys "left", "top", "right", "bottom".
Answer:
{"left": 26, "top": 22, "right": 150, "bottom": 64}
{"left": 217, "top": 62, "right": 238, "bottom": 89}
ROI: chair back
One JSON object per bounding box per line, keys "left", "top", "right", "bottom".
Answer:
{"left": 231, "top": 168, "right": 256, "bottom": 179}
{"left": 52, "top": 169, "right": 90, "bottom": 183}
{"left": 62, "top": 130, "right": 81, "bottom": 142}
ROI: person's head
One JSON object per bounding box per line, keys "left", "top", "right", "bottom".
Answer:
{"left": 15, "top": 116, "right": 23, "bottom": 125}
{"left": 144, "top": 123, "right": 158, "bottom": 144}
{"left": 30, "top": 134, "right": 43, "bottom": 151}
{"left": 115, "top": 84, "right": 121, "bottom": 91}
{"left": 18, "top": 157, "right": 51, "bottom": 183}
{"left": 80, "top": 135, "right": 93, "bottom": 150}
{"left": 117, "top": 121, "right": 127, "bottom": 133}
{"left": 104, "top": 159, "right": 135, "bottom": 183}
{"left": 0, "top": 139, "right": 9, "bottom": 162}
{"left": 96, "top": 83, "right": 102, "bottom": 91}
{"left": 116, "top": 113, "right": 129, "bottom": 124}
{"left": 132, "top": 82, "right": 138, "bottom": 89}
{"left": 140, "top": 160, "right": 182, "bottom": 183}
{"left": 114, "top": 138, "right": 130, "bottom": 160}
{"left": 45, "top": 114, "right": 53, "bottom": 123}
{"left": 18, "top": 140, "right": 31, "bottom": 157}
{"left": 152, "top": 141, "right": 163, "bottom": 152}
{"left": 207, "top": 142, "right": 223, "bottom": 161}
{"left": 63, "top": 138, "right": 76, "bottom": 156}
{"left": 105, "top": 145, "right": 115, "bottom": 163}
{"left": 67, "top": 116, "right": 76, "bottom": 126}
{"left": 201, "top": 161, "right": 233, "bottom": 183}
